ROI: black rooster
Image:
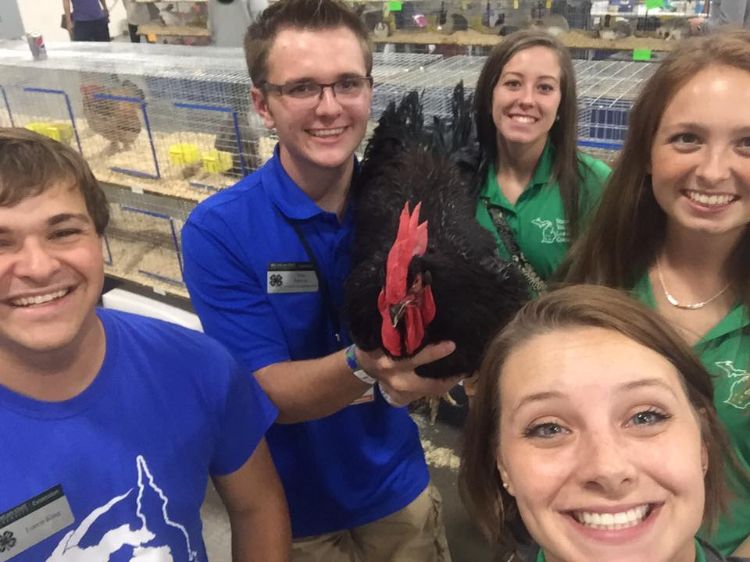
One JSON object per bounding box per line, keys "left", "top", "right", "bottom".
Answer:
{"left": 346, "top": 83, "right": 528, "bottom": 379}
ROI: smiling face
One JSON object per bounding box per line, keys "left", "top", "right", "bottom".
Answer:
{"left": 491, "top": 46, "right": 562, "bottom": 152}
{"left": 251, "top": 26, "right": 372, "bottom": 187}
{"left": 0, "top": 182, "right": 104, "bottom": 361}
{"left": 650, "top": 65, "right": 750, "bottom": 245}
{"left": 497, "top": 327, "right": 706, "bottom": 562}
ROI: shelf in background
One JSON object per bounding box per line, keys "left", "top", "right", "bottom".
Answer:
{"left": 373, "top": 29, "right": 677, "bottom": 51}
{"left": 137, "top": 24, "right": 211, "bottom": 37}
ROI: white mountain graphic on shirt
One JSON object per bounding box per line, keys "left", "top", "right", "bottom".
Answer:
{"left": 47, "top": 455, "right": 199, "bottom": 561}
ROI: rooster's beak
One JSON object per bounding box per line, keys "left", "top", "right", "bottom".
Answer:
{"left": 389, "top": 301, "right": 410, "bottom": 328}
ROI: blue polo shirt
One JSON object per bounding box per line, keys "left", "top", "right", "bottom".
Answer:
{"left": 182, "top": 148, "right": 429, "bottom": 538}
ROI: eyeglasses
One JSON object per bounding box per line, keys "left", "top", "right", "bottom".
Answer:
{"left": 261, "top": 76, "right": 373, "bottom": 104}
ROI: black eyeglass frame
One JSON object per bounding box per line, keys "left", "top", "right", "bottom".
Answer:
{"left": 259, "top": 75, "right": 374, "bottom": 100}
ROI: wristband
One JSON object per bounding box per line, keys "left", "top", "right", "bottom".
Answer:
{"left": 345, "top": 344, "right": 376, "bottom": 385}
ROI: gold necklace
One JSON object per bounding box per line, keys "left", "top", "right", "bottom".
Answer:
{"left": 656, "top": 259, "right": 731, "bottom": 310}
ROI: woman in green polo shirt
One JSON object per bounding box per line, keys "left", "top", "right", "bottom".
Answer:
{"left": 564, "top": 31, "right": 750, "bottom": 557}
{"left": 460, "top": 286, "right": 738, "bottom": 562}
{"left": 472, "top": 30, "right": 611, "bottom": 288}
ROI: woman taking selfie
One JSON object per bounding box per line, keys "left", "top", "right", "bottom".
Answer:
{"left": 460, "top": 285, "right": 745, "bottom": 562}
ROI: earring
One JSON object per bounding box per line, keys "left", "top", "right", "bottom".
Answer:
{"left": 502, "top": 481, "right": 510, "bottom": 490}
{"left": 555, "top": 114, "right": 560, "bottom": 122}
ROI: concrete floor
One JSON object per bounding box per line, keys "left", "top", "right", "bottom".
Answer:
{"left": 200, "top": 412, "right": 497, "bottom": 562}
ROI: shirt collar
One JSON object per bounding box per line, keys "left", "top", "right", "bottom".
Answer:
{"left": 265, "top": 144, "right": 358, "bottom": 222}
{"left": 479, "top": 139, "right": 555, "bottom": 205}
{"left": 530, "top": 138, "right": 554, "bottom": 188}
{"left": 634, "top": 273, "right": 749, "bottom": 344}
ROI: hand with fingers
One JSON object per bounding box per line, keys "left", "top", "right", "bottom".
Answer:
{"left": 356, "top": 341, "right": 464, "bottom": 408}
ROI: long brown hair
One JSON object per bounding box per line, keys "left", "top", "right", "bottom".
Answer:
{"left": 459, "top": 285, "right": 731, "bottom": 552}
{"left": 563, "top": 31, "right": 750, "bottom": 307}
{"left": 473, "top": 30, "right": 587, "bottom": 237}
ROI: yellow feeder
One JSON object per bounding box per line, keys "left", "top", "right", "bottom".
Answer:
{"left": 201, "top": 149, "right": 233, "bottom": 174}
{"left": 168, "top": 143, "right": 201, "bottom": 166}
{"left": 25, "top": 122, "right": 73, "bottom": 144}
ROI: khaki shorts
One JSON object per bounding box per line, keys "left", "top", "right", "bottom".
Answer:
{"left": 291, "top": 484, "right": 451, "bottom": 562}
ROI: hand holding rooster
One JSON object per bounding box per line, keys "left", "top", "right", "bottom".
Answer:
{"left": 355, "top": 341, "right": 463, "bottom": 407}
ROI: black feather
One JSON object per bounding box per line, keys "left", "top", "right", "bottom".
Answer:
{"left": 346, "top": 82, "right": 529, "bottom": 379}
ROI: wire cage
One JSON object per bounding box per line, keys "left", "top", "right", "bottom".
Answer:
{"left": 103, "top": 185, "right": 194, "bottom": 297}
{"left": 360, "top": 0, "right": 592, "bottom": 37}
{"left": 0, "top": 43, "right": 271, "bottom": 201}
{"left": 373, "top": 55, "right": 486, "bottom": 120}
{"left": 371, "top": 51, "right": 445, "bottom": 118}
{"left": 574, "top": 59, "right": 656, "bottom": 152}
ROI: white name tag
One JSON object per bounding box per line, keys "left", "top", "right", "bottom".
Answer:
{"left": 0, "top": 485, "right": 74, "bottom": 561}
{"left": 267, "top": 262, "right": 319, "bottom": 294}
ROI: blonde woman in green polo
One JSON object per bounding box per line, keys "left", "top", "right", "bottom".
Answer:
{"left": 472, "top": 30, "right": 611, "bottom": 290}
{"left": 565, "top": 31, "right": 750, "bottom": 558}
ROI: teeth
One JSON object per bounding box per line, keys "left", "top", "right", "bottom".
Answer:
{"left": 309, "top": 127, "right": 345, "bottom": 137}
{"left": 511, "top": 115, "right": 536, "bottom": 124}
{"left": 573, "top": 505, "right": 649, "bottom": 531}
{"left": 686, "top": 191, "right": 736, "bottom": 206}
{"left": 11, "top": 289, "right": 68, "bottom": 307}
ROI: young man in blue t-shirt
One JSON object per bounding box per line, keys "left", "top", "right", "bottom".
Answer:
{"left": 181, "top": 0, "right": 460, "bottom": 559}
{"left": 0, "top": 128, "right": 289, "bottom": 561}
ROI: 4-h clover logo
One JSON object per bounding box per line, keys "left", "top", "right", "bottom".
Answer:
{"left": 0, "top": 530, "right": 16, "bottom": 553}
{"left": 269, "top": 274, "right": 283, "bottom": 288}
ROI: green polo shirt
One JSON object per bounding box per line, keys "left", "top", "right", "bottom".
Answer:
{"left": 475, "top": 142, "right": 611, "bottom": 281}
{"left": 634, "top": 276, "right": 750, "bottom": 555}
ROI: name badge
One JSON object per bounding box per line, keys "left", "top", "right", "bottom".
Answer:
{"left": 0, "top": 485, "right": 74, "bottom": 561}
{"left": 267, "top": 262, "right": 319, "bottom": 294}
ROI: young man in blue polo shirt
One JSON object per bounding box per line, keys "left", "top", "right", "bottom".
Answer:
{"left": 181, "top": 0, "right": 460, "bottom": 559}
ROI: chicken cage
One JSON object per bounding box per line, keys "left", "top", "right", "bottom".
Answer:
{"left": 574, "top": 58, "right": 656, "bottom": 157}
{"left": 0, "top": 42, "right": 653, "bottom": 296}
{"left": 360, "top": 0, "right": 592, "bottom": 38}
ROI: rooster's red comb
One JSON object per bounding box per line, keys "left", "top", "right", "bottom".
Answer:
{"left": 383, "top": 202, "right": 428, "bottom": 302}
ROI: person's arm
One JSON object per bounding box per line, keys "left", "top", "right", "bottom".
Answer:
{"left": 62, "top": 0, "right": 73, "bottom": 34}
{"left": 182, "top": 213, "right": 460, "bottom": 425}
{"left": 213, "top": 439, "right": 290, "bottom": 562}
{"left": 255, "top": 342, "right": 459, "bottom": 424}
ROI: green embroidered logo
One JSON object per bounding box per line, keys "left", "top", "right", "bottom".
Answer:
{"left": 716, "top": 360, "right": 750, "bottom": 410}
{"left": 531, "top": 218, "right": 569, "bottom": 244}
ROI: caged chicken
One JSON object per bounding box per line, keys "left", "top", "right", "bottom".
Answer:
{"left": 213, "top": 108, "right": 266, "bottom": 177}
{"left": 346, "top": 83, "right": 529, "bottom": 380}
{"left": 80, "top": 73, "right": 144, "bottom": 154}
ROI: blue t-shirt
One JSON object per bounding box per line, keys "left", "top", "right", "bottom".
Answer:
{"left": 0, "top": 309, "right": 277, "bottom": 561}
{"left": 71, "top": 0, "right": 106, "bottom": 21}
{"left": 182, "top": 148, "right": 430, "bottom": 537}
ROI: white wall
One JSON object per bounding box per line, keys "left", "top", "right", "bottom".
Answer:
{"left": 17, "top": 0, "right": 128, "bottom": 42}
